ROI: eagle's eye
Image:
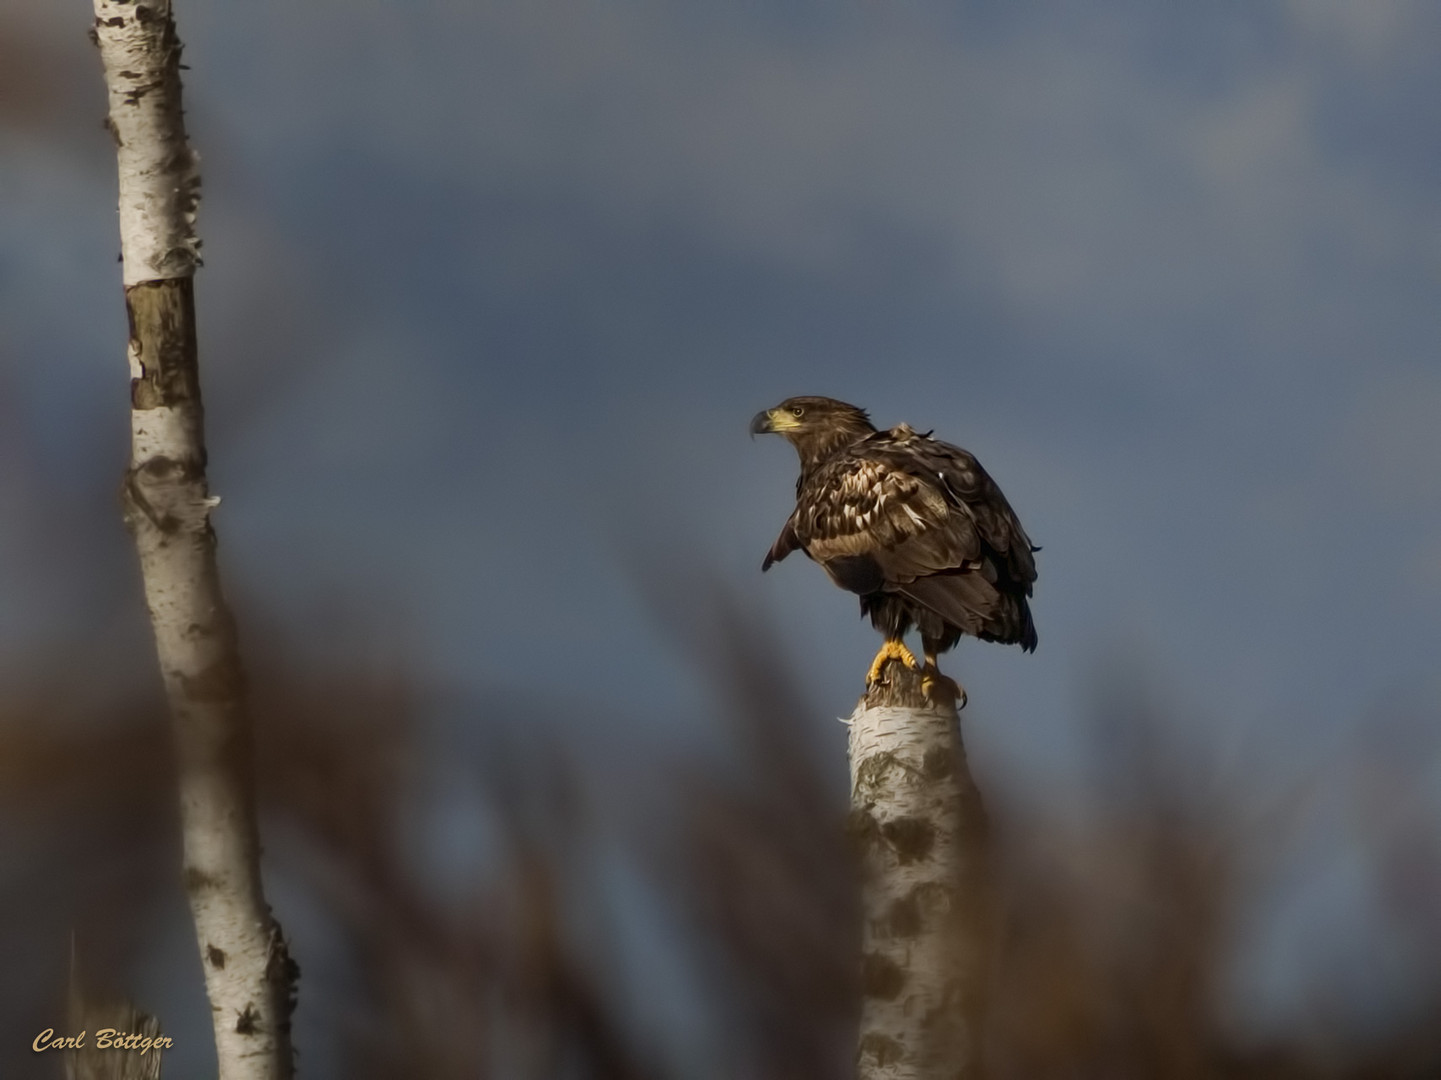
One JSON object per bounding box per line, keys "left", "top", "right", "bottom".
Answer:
{"left": 791, "top": 407, "right": 804, "bottom": 417}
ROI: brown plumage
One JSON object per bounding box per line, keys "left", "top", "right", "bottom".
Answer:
{"left": 751, "top": 396, "right": 1038, "bottom": 697}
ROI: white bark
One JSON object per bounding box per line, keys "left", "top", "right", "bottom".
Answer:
{"left": 93, "top": 0, "right": 201, "bottom": 286}
{"left": 93, "top": 4, "right": 297, "bottom": 1078}
{"left": 848, "top": 665, "right": 989, "bottom": 1079}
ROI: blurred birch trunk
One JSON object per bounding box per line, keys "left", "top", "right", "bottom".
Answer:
{"left": 848, "top": 663, "right": 991, "bottom": 1079}
{"left": 91, "top": 3, "right": 297, "bottom": 1077}
{"left": 67, "top": 952, "right": 164, "bottom": 1080}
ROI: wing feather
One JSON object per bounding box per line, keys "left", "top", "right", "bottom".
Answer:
{"left": 761, "top": 420, "right": 1038, "bottom": 649}
{"left": 761, "top": 517, "right": 801, "bottom": 570}
{"left": 867, "top": 432, "right": 1037, "bottom": 591}
{"left": 795, "top": 452, "right": 980, "bottom": 583}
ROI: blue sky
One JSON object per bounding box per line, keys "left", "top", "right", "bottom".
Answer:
{"left": 3, "top": 0, "right": 1441, "bottom": 1055}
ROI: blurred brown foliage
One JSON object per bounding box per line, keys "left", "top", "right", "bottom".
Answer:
{"left": 2, "top": 618, "right": 1441, "bottom": 1080}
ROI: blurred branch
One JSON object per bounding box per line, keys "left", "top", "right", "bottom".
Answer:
{"left": 67, "top": 948, "right": 164, "bottom": 1080}
{"left": 91, "top": 3, "right": 296, "bottom": 1078}
{"left": 5, "top": 623, "right": 1441, "bottom": 1076}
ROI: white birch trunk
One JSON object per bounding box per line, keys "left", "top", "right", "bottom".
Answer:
{"left": 92, "top": 4, "right": 297, "bottom": 1078}
{"left": 848, "top": 663, "right": 990, "bottom": 1080}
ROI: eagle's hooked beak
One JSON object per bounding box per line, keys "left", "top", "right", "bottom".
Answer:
{"left": 750, "top": 407, "right": 801, "bottom": 436}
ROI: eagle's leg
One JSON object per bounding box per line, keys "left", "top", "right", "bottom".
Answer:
{"left": 865, "top": 638, "right": 920, "bottom": 686}
{"left": 920, "top": 645, "right": 967, "bottom": 710}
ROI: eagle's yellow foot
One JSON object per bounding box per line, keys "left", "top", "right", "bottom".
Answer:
{"left": 866, "top": 639, "right": 920, "bottom": 686}
{"left": 921, "top": 664, "right": 967, "bottom": 710}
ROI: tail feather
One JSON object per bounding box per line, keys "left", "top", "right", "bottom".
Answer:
{"left": 900, "top": 573, "right": 1037, "bottom": 652}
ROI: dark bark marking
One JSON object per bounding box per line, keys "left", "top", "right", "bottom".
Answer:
{"left": 854, "top": 750, "right": 901, "bottom": 793}
{"left": 858, "top": 1032, "right": 905, "bottom": 1067}
{"left": 234, "top": 1003, "right": 260, "bottom": 1035}
{"left": 126, "top": 279, "right": 202, "bottom": 412}
{"left": 139, "top": 454, "right": 185, "bottom": 481}
{"left": 266, "top": 924, "right": 301, "bottom": 1036}
{"left": 206, "top": 944, "right": 227, "bottom": 968}
{"left": 886, "top": 892, "right": 922, "bottom": 938}
{"left": 861, "top": 952, "right": 907, "bottom": 1001}
{"left": 922, "top": 745, "right": 954, "bottom": 779}
{"left": 845, "top": 806, "right": 881, "bottom": 855}
{"left": 882, "top": 816, "right": 936, "bottom": 864}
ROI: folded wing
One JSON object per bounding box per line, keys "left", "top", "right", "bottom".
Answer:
{"left": 791, "top": 429, "right": 1037, "bottom": 649}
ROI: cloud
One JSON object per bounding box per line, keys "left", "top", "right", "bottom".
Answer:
{"left": 1339, "top": 366, "right": 1441, "bottom": 510}
{"left": 1283, "top": 0, "right": 1432, "bottom": 67}
{"left": 159, "top": 0, "right": 1440, "bottom": 399}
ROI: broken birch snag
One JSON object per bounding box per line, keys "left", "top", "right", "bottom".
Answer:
{"left": 848, "top": 662, "right": 990, "bottom": 1080}
{"left": 92, "top": 3, "right": 297, "bottom": 1078}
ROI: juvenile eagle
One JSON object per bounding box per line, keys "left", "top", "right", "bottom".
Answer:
{"left": 751, "top": 396, "right": 1037, "bottom": 703}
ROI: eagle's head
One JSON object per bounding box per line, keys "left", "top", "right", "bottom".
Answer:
{"left": 750, "top": 396, "right": 876, "bottom": 467}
